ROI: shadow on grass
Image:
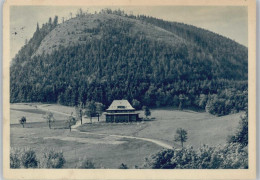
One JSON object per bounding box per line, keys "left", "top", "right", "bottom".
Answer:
{"left": 142, "top": 118, "right": 156, "bottom": 122}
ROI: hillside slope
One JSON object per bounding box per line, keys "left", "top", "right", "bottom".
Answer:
{"left": 34, "top": 14, "right": 185, "bottom": 56}
{"left": 10, "top": 10, "right": 248, "bottom": 115}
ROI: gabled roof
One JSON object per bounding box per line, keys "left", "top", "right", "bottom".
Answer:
{"left": 107, "top": 100, "right": 135, "bottom": 111}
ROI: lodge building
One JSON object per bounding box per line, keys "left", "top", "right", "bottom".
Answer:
{"left": 105, "top": 100, "right": 139, "bottom": 123}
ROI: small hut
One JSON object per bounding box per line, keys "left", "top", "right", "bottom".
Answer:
{"left": 105, "top": 100, "right": 139, "bottom": 123}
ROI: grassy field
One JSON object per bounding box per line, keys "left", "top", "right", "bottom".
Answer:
{"left": 10, "top": 103, "right": 242, "bottom": 168}
{"left": 79, "top": 109, "right": 242, "bottom": 148}
{"left": 11, "top": 103, "right": 69, "bottom": 125}
{"left": 10, "top": 127, "right": 161, "bottom": 168}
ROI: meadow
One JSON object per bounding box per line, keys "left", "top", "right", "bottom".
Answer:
{"left": 10, "top": 103, "right": 242, "bottom": 168}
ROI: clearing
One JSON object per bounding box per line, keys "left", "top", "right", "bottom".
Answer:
{"left": 10, "top": 103, "right": 242, "bottom": 168}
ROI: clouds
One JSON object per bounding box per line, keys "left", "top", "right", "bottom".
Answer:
{"left": 10, "top": 6, "right": 248, "bottom": 60}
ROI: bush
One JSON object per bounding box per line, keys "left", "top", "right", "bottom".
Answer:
{"left": 21, "top": 148, "right": 38, "bottom": 168}
{"left": 143, "top": 149, "right": 176, "bottom": 169}
{"left": 143, "top": 143, "right": 248, "bottom": 169}
{"left": 40, "top": 149, "right": 66, "bottom": 168}
{"left": 10, "top": 148, "right": 67, "bottom": 169}
{"left": 10, "top": 148, "right": 21, "bottom": 168}
{"left": 227, "top": 108, "right": 248, "bottom": 147}
{"left": 218, "top": 143, "right": 248, "bottom": 169}
{"left": 118, "top": 163, "right": 128, "bottom": 169}
{"left": 78, "top": 158, "right": 95, "bottom": 169}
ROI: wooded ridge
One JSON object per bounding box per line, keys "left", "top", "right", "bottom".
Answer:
{"left": 10, "top": 9, "right": 248, "bottom": 116}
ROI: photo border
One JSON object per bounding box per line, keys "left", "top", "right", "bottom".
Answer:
{"left": 2, "top": 0, "right": 256, "bottom": 179}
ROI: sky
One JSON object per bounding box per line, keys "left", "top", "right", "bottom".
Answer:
{"left": 10, "top": 6, "right": 248, "bottom": 59}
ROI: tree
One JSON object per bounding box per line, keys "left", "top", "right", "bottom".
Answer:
{"left": 19, "top": 116, "right": 26, "bottom": 128}
{"left": 174, "top": 128, "right": 188, "bottom": 147}
{"left": 178, "top": 94, "right": 185, "bottom": 110}
{"left": 132, "top": 99, "right": 141, "bottom": 110}
{"left": 75, "top": 104, "right": 83, "bottom": 125}
{"left": 76, "top": 8, "right": 83, "bottom": 17}
{"left": 53, "top": 16, "right": 58, "bottom": 26}
{"left": 96, "top": 102, "right": 105, "bottom": 122}
{"left": 143, "top": 106, "right": 151, "bottom": 119}
{"left": 66, "top": 113, "right": 76, "bottom": 132}
{"left": 198, "top": 94, "right": 208, "bottom": 108}
{"left": 48, "top": 17, "right": 52, "bottom": 25}
{"left": 85, "top": 101, "right": 96, "bottom": 124}
{"left": 43, "top": 112, "right": 55, "bottom": 129}
{"left": 36, "top": 22, "right": 39, "bottom": 32}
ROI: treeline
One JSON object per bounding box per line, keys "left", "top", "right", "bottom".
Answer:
{"left": 10, "top": 10, "right": 248, "bottom": 116}
{"left": 101, "top": 9, "right": 248, "bottom": 80}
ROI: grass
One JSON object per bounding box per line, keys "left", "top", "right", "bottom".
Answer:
{"left": 10, "top": 103, "right": 243, "bottom": 168}
{"left": 10, "top": 103, "right": 68, "bottom": 125}
{"left": 79, "top": 109, "right": 242, "bottom": 148}
{"left": 10, "top": 126, "right": 161, "bottom": 168}
{"left": 11, "top": 108, "right": 46, "bottom": 115}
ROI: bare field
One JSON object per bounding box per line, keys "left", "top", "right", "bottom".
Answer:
{"left": 10, "top": 103, "right": 242, "bottom": 168}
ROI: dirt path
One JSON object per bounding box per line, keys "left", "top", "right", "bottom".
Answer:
{"left": 38, "top": 104, "right": 173, "bottom": 149}
{"left": 75, "top": 130, "right": 173, "bottom": 149}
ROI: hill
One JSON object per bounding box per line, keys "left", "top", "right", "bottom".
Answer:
{"left": 10, "top": 10, "right": 248, "bottom": 115}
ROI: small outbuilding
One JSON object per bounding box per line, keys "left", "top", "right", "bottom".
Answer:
{"left": 105, "top": 100, "right": 139, "bottom": 123}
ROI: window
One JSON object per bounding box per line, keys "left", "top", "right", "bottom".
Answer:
{"left": 117, "top": 106, "right": 125, "bottom": 109}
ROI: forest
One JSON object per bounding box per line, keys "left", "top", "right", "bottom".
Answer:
{"left": 10, "top": 9, "right": 248, "bottom": 116}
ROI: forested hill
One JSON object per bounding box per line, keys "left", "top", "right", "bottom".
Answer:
{"left": 10, "top": 10, "right": 248, "bottom": 116}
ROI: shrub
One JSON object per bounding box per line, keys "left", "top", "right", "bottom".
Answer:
{"left": 218, "top": 143, "right": 248, "bottom": 169}
{"left": 143, "top": 149, "right": 176, "bottom": 169}
{"left": 171, "top": 147, "right": 198, "bottom": 169}
{"left": 227, "top": 108, "right": 248, "bottom": 147}
{"left": 10, "top": 148, "right": 67, "bottom": 169}
{"left": 40, "top": 149, "right": 66, "bottom": 168}
{"left": 21, "top": 148, "right": 38, "bottom": 168}
{"left": 78, "top": 158, "right": 95, "bottom": 169}
{"left": 143, "top": 143, "right": 248, "bottom": 169}
{"left": 118, "top": 163, "right": 128, "bottom": 169}
{"left": 196, "top": 145, "right": 220, "bottom": 169}
{"left": 10, "top": 148, "right": 21, "bottom": 168}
